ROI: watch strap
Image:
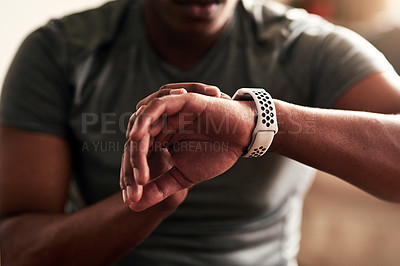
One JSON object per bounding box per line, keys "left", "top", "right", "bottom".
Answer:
{"left": 232, "top": 88, "right": 278, "bottom": 158}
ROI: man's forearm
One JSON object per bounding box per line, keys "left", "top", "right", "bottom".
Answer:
{"left": 0, "top": 193, "right": 175, "bottom": 266}
{"left": 270, "top": 100, "right": 400, "bottom": 202}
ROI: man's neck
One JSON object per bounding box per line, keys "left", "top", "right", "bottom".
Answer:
{"left": 143, "top": 8, "right": 227, "bottom": 70}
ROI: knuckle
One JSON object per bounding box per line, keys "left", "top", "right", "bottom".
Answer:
{"left": 129, "top": 113, "right": 136, "bottom": 122}
{"left": 151, "top": 97, "right": 162, "bottom": 103}
{"left": 183, "top": 92, "right": 198, "bottom": 101}
{"left": 124, "top": 141, "right": 130, "bottom": 150}
{"left": 136, "top": 100, "right": 144, "bottom": 110}
{"left": 137, "top": 105, "right": 146, "bottom": 114}
{"left": 159, "top": 84, "right": 174, "bottom": 92}
{"left": 136, "top": 104, "right": 146, "bottom": 114}
{"left": 149, "top": 97, "right": 163, "bottom": 107}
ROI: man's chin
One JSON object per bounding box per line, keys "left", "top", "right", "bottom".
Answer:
{"left": 173, "top": 0, "right": 224, "bottom": 21}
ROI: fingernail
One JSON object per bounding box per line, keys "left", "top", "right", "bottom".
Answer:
{"left": 133, "top": 167, "right": 141, "bottom": 184}
{"left": 204, "top": 86, "right": 221, "bottom": 97}
{"left": 122, "top": 189, "right": 127, "bottom": 203}
{"left": 126, "top": 185, "right": 133, "bottom": 202}
{"left": 170, "top": 88, "right": 187, "bottom": 95}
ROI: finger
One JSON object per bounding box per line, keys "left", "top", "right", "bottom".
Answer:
{"left": 136, "top": 83, "right": 222, "bottom": 109}
{"left": 129, "top": 94, "right": 206, "bottom": 142}
{"left": 127, "top": 105, "right": 146, "bottom": 139}
{"left": 121, "top": 142, "right": 143, "bottom": 204}
{"left": 136, "top": 90, "right": 176, "bottom": 109}
{"left": 203, "top": 86, "right": 221, "bottom": 97}
{"left": 126, "top": 112, "right": 136, "bottom": 139}
{"left": 148, "top": 148, "right": 173, "bottom": 179}
{"left": 162, "top": 83, "right": 221, "bottom": 97}
{"left": 119, "top": 154, "right": 128, "bottom": 203}
{"left": 148, "top": 116, "right": 165, "bottom": 139}
{"left": 169, "top": 88, "right": 187, "bottom": 95}
{"left": 221, "top": 92, "right": 232, "bottom": 99}
{"left": 130, "top": 132, "right": 151, "bottom": 185}
{"left": 128, "top": 166, "right": 194, "bottom": 212}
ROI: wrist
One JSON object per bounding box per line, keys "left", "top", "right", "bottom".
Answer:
{"left": 268, "top": 100, "right": 305, "bottom": 154}
{"left": 267, "top": 99, "right": 285, "bottom": 153}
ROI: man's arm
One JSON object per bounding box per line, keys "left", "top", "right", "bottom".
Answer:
{"left": 124, "top": 73, "right": 400, "bottom": 209}
{"left": 0, "top": 126, "right": 186, "bottom": 266}
{"left": 270, "top": 72, "right": 400, "bottom": 202}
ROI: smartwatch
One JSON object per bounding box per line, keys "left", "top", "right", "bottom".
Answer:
{"left": 232, "top": 88, "right": 278, "bottom": 158}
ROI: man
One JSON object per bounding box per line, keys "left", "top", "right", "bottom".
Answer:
{"left": 0, "top": 0, "right": 399, "bottom": 266}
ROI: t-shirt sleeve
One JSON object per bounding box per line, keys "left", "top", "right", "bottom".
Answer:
{"left": 310, "top": 26, "right": 394, "bottom": 107}
{"left": 307, "top": 25, "right": 396, "bottom": 108}
{"left": 282, "top": 17, "right": 396, "bottom": 108}
{"left": 0, "top": 22, "right": 72, "bottom": 137}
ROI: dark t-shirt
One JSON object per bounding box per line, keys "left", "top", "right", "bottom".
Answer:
{"left": 0, "top": 0, "right": 394, "bottom": 265}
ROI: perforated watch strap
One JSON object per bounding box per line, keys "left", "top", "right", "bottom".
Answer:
{"left": 232, "top": 88, "right": 278, "bottom": 158}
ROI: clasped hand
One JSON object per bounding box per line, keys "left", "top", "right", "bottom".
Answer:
{"left": 120, "top": 83, "right": 255, "bottom": 211}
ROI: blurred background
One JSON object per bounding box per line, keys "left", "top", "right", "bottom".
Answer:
{"left": 1, "top": 1, "right": 400, "bottom": 265}
{"left": 278, "top": 0, "right": 400, "bottom": 74}
{"left": 0, "top": 0, "right": 111, "bottom": 89}
{"left": 275, "top": 1, "right": 400, "bottom": 265}
{"left": 276, "top": 1, "right": 400, "bottom": 265}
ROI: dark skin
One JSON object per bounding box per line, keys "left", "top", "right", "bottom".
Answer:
{"left": 1, "top": 0, "right": 400, "bottom": 265}
{"left": 121, "top": 73, "right": 400, "bottom": 211}
{"left": 143, "top": 0, "right": 239, "bottom": 70}
{"left": 1, "top": 0, "right": 238, "bottom": 263}
{"left": 0, "top": 85, "right": 225, "bottom": 265}
{"left": 121, "top": 89, "right": 254, "bottom": 211}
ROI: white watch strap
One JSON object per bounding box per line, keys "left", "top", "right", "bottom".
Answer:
{"left": 232, "top": 88, "right": 278, "bottom": 158}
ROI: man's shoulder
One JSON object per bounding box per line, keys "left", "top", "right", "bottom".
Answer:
{"left": 239, "top": 0, "right": 333, "bottom": 43}
{"left": 42, "top": 0, "right": 137, "bottom": 51}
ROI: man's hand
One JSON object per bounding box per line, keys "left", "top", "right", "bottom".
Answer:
{"left": 121, "top": 93, "right": 255, "bottom": 211}
{"left": 120, "top": 141, "right": 189, "bottom": 211}
{"left": 120, "top": 83, "right": 234, "bottom": 211}
{"left": 126, "top": 83, "right": 231, "bottom": 138}
{"left": 136, "top": 82, "right": 231, "bottom": 108}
